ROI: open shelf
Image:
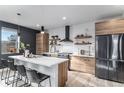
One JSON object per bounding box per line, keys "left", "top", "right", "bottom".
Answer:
{"left": 74, "top": 43, "right": 92, "bottom": 45}
{"left": 75, "top": 36, "right": 92, "bottom": 39}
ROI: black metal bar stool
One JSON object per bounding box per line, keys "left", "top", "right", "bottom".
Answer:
{"left": 16, "top": 65, "right": 28, "bottom": 87}
{"left": 6, "top": 60, "right": 17, "bottom": 87}
{"left": 26, "top": 69, "right": 51, "bottom": 87}
{"left": 0, "top": 58, "right": 8, "bottom": 81}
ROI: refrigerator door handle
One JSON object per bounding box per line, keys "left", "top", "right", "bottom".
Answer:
{"left": 107, "top": 36, "right": 109, "bottom": 59}
{"left": 119, "top": 34, "right": 123, "bottom": 60}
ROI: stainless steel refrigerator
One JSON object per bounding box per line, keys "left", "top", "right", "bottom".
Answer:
{"left": 95, "top": 34, "right": 124, "bottom": 83}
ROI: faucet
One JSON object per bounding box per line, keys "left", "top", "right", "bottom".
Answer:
{"left": 89, "top": 46, "right": 91, "bottom": 56}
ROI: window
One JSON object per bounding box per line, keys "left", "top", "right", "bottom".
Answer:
{"left": 1, "top": 27, "right": 19, "bottom": 54}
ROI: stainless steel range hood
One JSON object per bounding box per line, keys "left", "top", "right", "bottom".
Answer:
{"left": 60, "top": 25, "right": 73, "bottom": 42}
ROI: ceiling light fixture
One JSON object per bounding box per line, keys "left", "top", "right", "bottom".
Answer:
{"left": 62, "top": 16, "right": 67, "bottom": 20}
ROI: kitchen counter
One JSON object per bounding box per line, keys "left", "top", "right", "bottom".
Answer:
{"left": 43, "top": 52, "right": 95, "bottom": 58}
{"left": 71, "top": 54, "right": 95, "bottom": 58}
{"left": 43, "top": 52, "right": 58, "bottom": 55}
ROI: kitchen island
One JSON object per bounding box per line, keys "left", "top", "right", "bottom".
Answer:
{"left": 9, "top": 55, "right": 68, "bottom": 87}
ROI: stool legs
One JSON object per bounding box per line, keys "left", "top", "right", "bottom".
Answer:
{"left": 38, "top": 77, "right": 51, "bottom": 87}
{"left": 15, "top": 73, "right": 29, "bottom": 87}
{"left": 15, "top": 72, "right": 19, "bottom": 87}
{"left": 1, "top": 68, "right": 4, "bottom": 80}
{"left": 5, "top": 68, "right": 9, "bottom": 84}
{"left": 6, "top": 69, "right": 11, "bottom": 85}
{"left": 12, "top": 71, "right": 16, "bottom": 87}
{"left": 49, "top": 77, "right": 51, "bottom": 87}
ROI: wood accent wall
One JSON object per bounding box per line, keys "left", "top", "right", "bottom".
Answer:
{"left": 58, "top": 62, "right": 68, "bottom": 87}
{"left": 70, "top": 56, "right": 95, "bottom": 75}
{"left": 36, "top": 32, "right": 49, "bottom": 54}
{"left": 96, "top": 18, "right": 124, "bottom": 35}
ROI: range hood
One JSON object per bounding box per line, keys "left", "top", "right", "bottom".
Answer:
{"left": 60, "top": 25, "right": 73, "bottom": 42}
{"left": 41, "top": 26, "right": 45, "bottom": 32}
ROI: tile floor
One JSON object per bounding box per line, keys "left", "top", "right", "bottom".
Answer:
{"left": 0, "top": 69, "right": 124, "bottom": 87}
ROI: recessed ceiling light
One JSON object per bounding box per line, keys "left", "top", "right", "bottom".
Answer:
{"left": 62, "top": 17, "right": 67, "bottom": 20}
{"left": 36, "top": 24, "right": 40, "bottom": 27}
{"left": 17, "top": 13, "right": 21, "bottom": 16}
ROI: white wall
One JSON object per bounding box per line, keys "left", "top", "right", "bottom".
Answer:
{"left": 48, "top": 22, "right": 95, "bottom": 56}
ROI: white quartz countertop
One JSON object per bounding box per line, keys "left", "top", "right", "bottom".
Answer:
{"left": 71, "top": 54, "right": 95, "bottom": 58}
{"left": 43, "top": 52, "right": 58, "bottom": 55}
{"left": 9, "top": 55, "right": 68, "bottom": 67}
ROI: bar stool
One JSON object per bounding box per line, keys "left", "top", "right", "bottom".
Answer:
{"left": 26, "top": 69, "right": 51, "bottom": 87}
{"left": 0, "top": 59, "right": 8, "bottom": 81}
{"left": 6, "top": 60, "right": 17, "bottom": 87}
{"left": 16, "top": 65, "right": 28, "bottom": 87}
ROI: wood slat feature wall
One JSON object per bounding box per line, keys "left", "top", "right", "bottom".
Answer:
{"left": 36, "top": 32, "right": 49, "bottom": 54}
{"left": 96, "top": 18, "right": 124, "bottom": 35}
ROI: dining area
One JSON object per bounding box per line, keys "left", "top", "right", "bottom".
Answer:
{"left": 0, "top": 55, "right": 68, "bottom": 87}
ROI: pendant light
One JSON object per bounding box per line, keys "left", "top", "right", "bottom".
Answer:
{"left": 16, "top": 12, "right": 21, "bottom": 53}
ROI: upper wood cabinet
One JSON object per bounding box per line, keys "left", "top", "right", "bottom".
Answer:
{"left": 36, "top": 32, "right": 49, "bottom": 54}
{"left": 95, "top": 18, "right": 124, "bottom": 35}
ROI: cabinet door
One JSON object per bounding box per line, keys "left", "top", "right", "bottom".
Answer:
{"left": 96, "top": 19, "right": 124, "bottom": 31}
{"left": 36, "top": 33, "right": 49, "bottom": 54}
{"left": 70, "top": 56, "right": 95, "bottom": 74}
{"left": 95, "top": 59, "right": 109, "bottom": 79}
{"left": 70, "top": 57, "right": 86, "bottom": 72}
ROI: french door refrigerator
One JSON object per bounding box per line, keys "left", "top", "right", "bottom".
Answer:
{"left": 96, "top": 34, "right": 124, "bottom": 83}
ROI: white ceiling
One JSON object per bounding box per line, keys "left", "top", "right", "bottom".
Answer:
{"left": 0, "top": 5, "right": 124, "bottom": 30}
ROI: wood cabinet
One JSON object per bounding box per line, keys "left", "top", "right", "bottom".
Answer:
{"left": 70, "top": 56, "right": 95, "bottom": 75}
{"left": 96, "top": 18, "right": 124, "bottom": 35}
{"left": 58, "top": 62, "right": 68, "bottom": 87}
{"left": 36, "top": 32, "right": 49, "bottom": 54}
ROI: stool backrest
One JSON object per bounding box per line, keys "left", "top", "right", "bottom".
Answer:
{"left": 7, "top": 61, "right": 17, "bottom": 71}
{"left": 17, "top": 65, "right": 26, "bottom": 76}
{"left": 26, "top": 69, "right": 40, "bottom": 83}
{"left": 0, "top": 59, "right": 8, "bottom": 67}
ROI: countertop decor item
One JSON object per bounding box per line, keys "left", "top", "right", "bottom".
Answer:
{"left": 74, "top": 34, "right": 93, "bottom": 45}
{"left": 75, "top": 34, "right": 92, "bottom": 39}
{"left": 49, "top": 35, "right": 61, "bottom": 53}
{"left": 19, "top": 41, "right": 31, "bottom": 57}
{"left": 19, "top": 42, "right": 26, "bottom": 54}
